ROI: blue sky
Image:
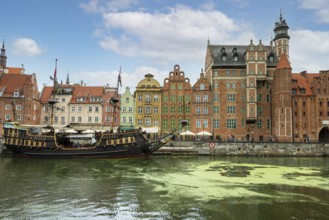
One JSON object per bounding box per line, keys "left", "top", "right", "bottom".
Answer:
{"left": 1, "top": 0, "right": 329, "bottom": 92}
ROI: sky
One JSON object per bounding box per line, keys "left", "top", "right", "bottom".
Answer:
{"left": 1, "top": 0, "right": 329, "bottom": 93}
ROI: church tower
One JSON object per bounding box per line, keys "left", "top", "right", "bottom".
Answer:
{"left": 273, "top": 12, "right": 290, "bottom": 60}
{"left": 0, "top": 40, "right": 7, "bottom": 69}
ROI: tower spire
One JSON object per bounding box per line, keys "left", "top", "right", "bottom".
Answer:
{"left": 0, "top": 38, "right": 7, "bottom": 68}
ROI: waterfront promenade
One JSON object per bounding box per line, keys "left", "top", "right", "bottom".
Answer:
{"left": 155, "top": 141, "right": 329, "bottom": 157}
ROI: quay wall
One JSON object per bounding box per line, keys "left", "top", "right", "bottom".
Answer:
{"left": 155, "top": 142, "right": 329, "bottom": 157}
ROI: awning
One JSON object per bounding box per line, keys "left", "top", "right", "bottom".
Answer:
{"left": 196, "top": 131, "right": 212, "bottom": 136}
{"left": 180, "top": 130, "right": 195, "bottom": 136}
{"left": 142, "top": 127, "right": 159, "bottom": 133}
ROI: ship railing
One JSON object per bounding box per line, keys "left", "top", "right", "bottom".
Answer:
{"left": 148, "top": 120, "right": 188, "bottom": 153}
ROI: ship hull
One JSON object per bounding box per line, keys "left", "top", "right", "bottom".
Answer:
{"left": 3, "top": 123, "right": 158, "bottom": 158}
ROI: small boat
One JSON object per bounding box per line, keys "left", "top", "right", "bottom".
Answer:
{"left": 3, "top": 120, "right": 187, "bottom": 158}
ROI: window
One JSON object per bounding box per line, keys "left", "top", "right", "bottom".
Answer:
{"left": 71, "top": 106, "right": 76, "bottom": 112}
{"left": 122, "top": 117, "right": 126, "bottom": 123}
{"left": 222, "top": 55, "right": 227, "bottom": 62}
{"left": 203, "top": 119, "right": 208, "bottom": 128}
{"left": 170, "top": 106, "right": 175, "bottom": 113}
{"left": 214, "top": 106, "right": 219, "bottom": 114}
{"left": 5, "top": 104, "right": 11, "bottom": 110}
{"left": 257, "top": 106, "right": 263, "bottom": 116}
{"left": 266, "top": 94, "right": 270, "bottom": 102}
{"left": 196, "top": 95, "right": 201, "bottom": 102}
{"left": 145, "top": 106, "right": 151, "bottom": 114}
{"left": 226, "top": 82, "right": 230, "bottom": 89}
{"left": 145, "top": 118, "right": 151, "bottom": 126}
{"left": 203, "top": 95, "right": 208, "bottom": 102}
{"left": 178, "top": 106, "right": 183, "bottom": 114}
{"left": 145, "top": 94, "right": 151, "bottom": 102}
{"left": 138, "top": 119, "right": 142, "bottom": 126}
{"left": 196, "top": 107, "right": 201, "bottom": 115}
{"left": 88, "top": 107, "right": 92, "bottom": 112}
{"left": 214, "top": 94, "right": 219, "bottom": 102}
{"left": 138, "top": 94, "right": 142, "bottom": 102}
{"left": 88, "top": 117, "right": 92, "bottom": 122}
{"left": 227, "top": 94, "right": 236, "bottom": 102}
{"left": 163, "top": 106, "right": 168, "bottom": 113}
{"left": 154, "top": 107, "right": 158, "bottom": 114}
{"left": 257, "top": 94, "right": 262, "bottom": 102}
{"left": 106, "top": 116, "right": 110, "bottom": 122}
{"left": 200, "top": 83, "right": 205, "bottom": 90}
{"left": 227, "top": 106, "right": 236, "bottom": 114}
{"left": 153, "top": 119, "right": 158, "bottom": 126}
{"left": 71, "top": 117, "right": 75, "bottom": 122}
{"left": 78, "top": 106, "right": 82, "bottom": 112}
{"left": 129, "top": 117, "right": 133, "bottom": 123}
{"left": 162, "top": 119, "right": 168, "bottom": 130}
{"left": 16, "top": 105, "right": 22, "bottom": 110}
{"left": 163, "top": 95, "right": 168, "bottom": 101}
{"left": 226, "top": 119, "right": 237, "bottom": 128}
{"left": 122, "top": 107, "right": 126, "bottom": 112}
{"left": 43, "top": 106, "right": 49, "bottom": 112}
{"left": 267, "top": 119, "right": 271, "bottom": 129}
{"left": 78, "top": 117, "right": 82, "bottom": 122}
{"left": 95, "top": 107, "right": 99, "bottom": 112}
{"left": 138, "top": 106, "right": 142, "bottom": 114}
{"left": 13, "top": 91, "right": 19, "bottom": 97}
{"left": 61, "top": 117, "right": 65, "bottom": 123}
{"left": 154, "top": 95, "right": 159, "bottom": 102}
{"left": 203, "top": 107, "right": 208, "bottom": 114}
{"left": 106, "top": 107, "right": 110, "bottom": 112}
{"left": 17, "top": 114, "right": 21, "bottom": 121}
{"left": 214, "top": 83, "right": 218, "bottom": 89}
{"left": 128, "top": 107, "right": 133, "bottom": 112}
{"left": 62, "top": 98, "right": 66, "bottom": 102}
{"left": 170, "top": 95, "right": 176, "bottom": 102}
{"left": 214, "top": 119, "right": 220, "bottom": 128}
{"left": 257, "top": 119, "right": 262, "bottom": 128}
{"left": 196, "top": 119, "right": 201, "bottom": 128}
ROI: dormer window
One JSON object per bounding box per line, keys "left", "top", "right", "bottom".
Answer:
{"left": 233, "top": 54, "right": 238, "bottom": 62}
{"left": 292, "top": 88, "right": 297, "bottom": 94}
{"left": 300, "top": 88, "right": 306, "bottom": 94}
{"left": 222, "top": 54, "right": 227, "bottom": 62}
{"left": 13, "top": 91, "right": 20, "bottom": 97}
{"left": 268, "top": 53, "right": 274, "bottom": 63}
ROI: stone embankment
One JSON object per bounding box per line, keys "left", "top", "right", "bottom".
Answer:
{"left": 154, "top": 141, "right": 329, "bottom": 157}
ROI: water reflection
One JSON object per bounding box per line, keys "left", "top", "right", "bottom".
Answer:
{"left": 0, "top": 155, "right": 328, "bottom": 219}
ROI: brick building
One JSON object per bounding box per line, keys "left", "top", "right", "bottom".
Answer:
{"left": 0, "top": 41, "right": 41, "bottom": 136}
{"left": 204, "top": 13, "right": 290, "bottom": 141}
{"left": 161, "top": 65, "right": 192, "bottom": 135}
{"left": 292, "top": 70, "right": 329, "bottom": 142}
{"left": 191, "top": 70, "right": 212, "bottom": 138}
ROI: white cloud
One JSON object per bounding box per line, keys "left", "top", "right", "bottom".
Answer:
{"left": 290, "top": 29, "right": 329, "bottom": 72}
{"left": 98, "top": 6, "right": 254, "bottom": 63}
{"left": 12, "top": 38, "right": 42, "bottom": 57}
{"left": 299, "top": 0, "right": 329, "bottom": 23}
{"left": 80, "top": 0, "right": 138, "bottom": 13}
{"left": 227, "top": 0, "right": 249, "bottom": 8}
{"left": 72, "top": 66, "right": 168, "bottom": 93}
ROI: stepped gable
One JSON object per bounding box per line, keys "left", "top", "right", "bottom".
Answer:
{"left": 276, "top": 53, "right": 291, "bottom": 69}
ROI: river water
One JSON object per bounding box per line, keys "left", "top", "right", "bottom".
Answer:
{"left": 0, "top": 155, "right": 328, "bottom": 220}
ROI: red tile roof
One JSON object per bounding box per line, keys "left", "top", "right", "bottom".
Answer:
{"left": 0, "top": 74, "right": 33, "bottom": 96}
{"left": 276, "top": 54, "right": 291, "bottom": 69}
{"left": 7, "top": 67, "right": 23, "bottom": 74}
{"left": 292, "top": 73, "right": 319, "bottom": 95}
